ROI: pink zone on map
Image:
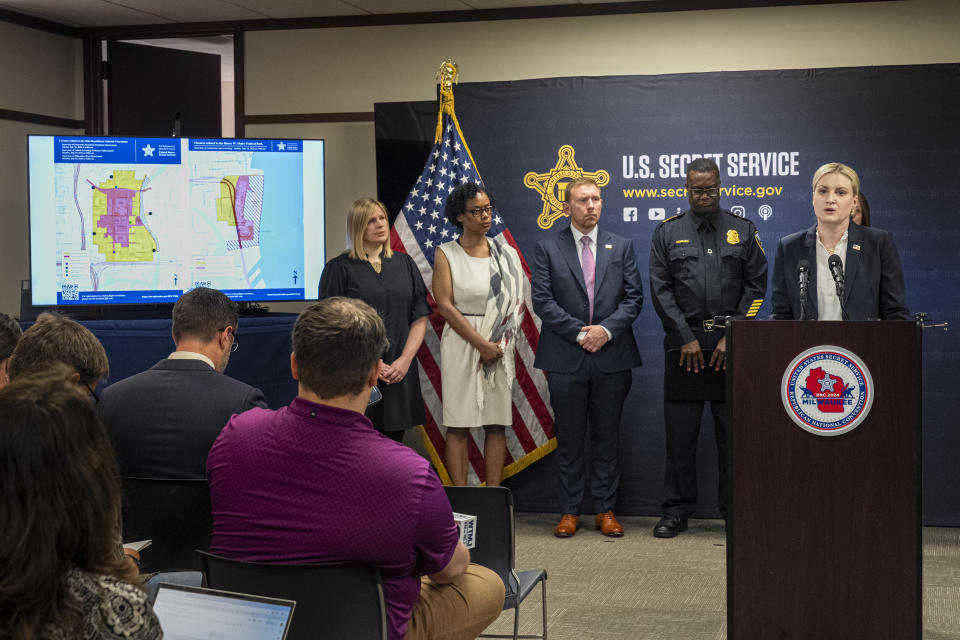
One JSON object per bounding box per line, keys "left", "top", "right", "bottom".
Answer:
{"left": 231, "top": 176, "right": 256, "bottom": 243}
{"left": 95, "top": 187, "right": 143, "bottom": 248}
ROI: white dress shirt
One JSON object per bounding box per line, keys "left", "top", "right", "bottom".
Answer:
{"left": 167, "top": 350, "right": 216, "bottom": 369}
{"left": 816, "top": 229, "right": 849, "bottom": 321}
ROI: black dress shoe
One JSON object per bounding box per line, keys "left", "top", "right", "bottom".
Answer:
{"left": 653, "top": 515, "right": 688, "bottom": 538}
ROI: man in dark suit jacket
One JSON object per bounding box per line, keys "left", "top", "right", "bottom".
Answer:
{"left": 99, "top": 287, "right": 267, "bottom": 479}
{"left": 532, "top": 177, "right": 643, "bottom": 538}
{"left": 771, "top": 221, "right": 909, "bottom": 320}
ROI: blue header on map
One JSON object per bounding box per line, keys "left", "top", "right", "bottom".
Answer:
{"left": 54, "top": 137, "right": 181, "bottom": 164}
{"left": 189, "top": 139, "right": 302, "bottom": 153}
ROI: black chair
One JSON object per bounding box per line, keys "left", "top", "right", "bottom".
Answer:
{"left": 120, "top": 477, "right": 211, "bottom": 573}
{"left": 197, "top": 550, "right": 386, "bottom": 640}
{"left": 444, "top": 486, "right": 548, "bottom": 640}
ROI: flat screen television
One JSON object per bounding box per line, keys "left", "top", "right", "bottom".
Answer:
{"left": 27, "top": 135, "right": 325, "bottom": 306}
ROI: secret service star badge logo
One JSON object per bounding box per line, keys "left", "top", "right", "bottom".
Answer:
{"left": 524, "top": 145, "right": 609, "bottom": 230}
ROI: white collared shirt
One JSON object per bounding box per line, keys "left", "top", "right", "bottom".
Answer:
{"left": 167, "top": 350, "right": 216, "bottom": 369}
{"left": 816, "top": 230, "right": 849, "bottom": 321}
{"left": 570, "top": 224, "right": 599, "bottom": 266}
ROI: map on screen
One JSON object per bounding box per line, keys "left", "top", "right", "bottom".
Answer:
{"left": 28, "top": 136, "right": 325, "bottom": 306}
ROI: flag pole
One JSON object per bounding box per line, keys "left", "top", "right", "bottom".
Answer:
{"left": 435, "top": 60, "right": 457, "bottom": 144}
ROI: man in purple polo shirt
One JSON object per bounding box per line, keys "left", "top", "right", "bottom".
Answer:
{"left": 208, "top": 297, "right": 504, "bottom": 640}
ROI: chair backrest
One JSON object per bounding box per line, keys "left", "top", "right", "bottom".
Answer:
{"left": 443, "top": 486, "right": 515, "bottom": 584}
{"left": 197, "top": 550, "right": 386, "bottom": 640}
{"left": 121, "top": 477, "right": 211, "bottom": 573}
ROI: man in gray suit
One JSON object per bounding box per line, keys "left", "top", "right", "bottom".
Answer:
{"left": 99, "top": 287, "right": 267, "bottom": 479}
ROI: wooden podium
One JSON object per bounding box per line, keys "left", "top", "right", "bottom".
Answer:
{"left": 727, "top": 320, "right": 921, "bottom": 639}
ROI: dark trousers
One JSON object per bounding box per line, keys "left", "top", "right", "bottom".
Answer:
{"left": 661, "top": 398, "right": 729, "bottom": 519}
{"left": 549, "top": 359, "right": 632, "bottom": 515}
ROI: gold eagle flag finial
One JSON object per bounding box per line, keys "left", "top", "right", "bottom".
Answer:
{"left": 435, "top": 60, "right": 459, "bottom": 143}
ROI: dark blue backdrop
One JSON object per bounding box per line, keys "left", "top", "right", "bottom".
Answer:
{"left": 377, "top": 64, "right": 960, "bottom": 524}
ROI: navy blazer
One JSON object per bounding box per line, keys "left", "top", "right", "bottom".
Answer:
{"left": 532, "top": 226, "right": 643, "bottom": 374}
{"left": 99, "top": 358, "right": 268, "bottom": 479}
{"left": 771, "top": 222, "right": 910, "bottom": 320}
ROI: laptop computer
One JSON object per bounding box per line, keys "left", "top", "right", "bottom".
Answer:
{"left": 153, "top": 583, "right": 295, "bottom": 640}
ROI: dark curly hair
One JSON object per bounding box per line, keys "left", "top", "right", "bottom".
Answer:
{"left": 444, "top": 182, "right": 495, "bottom": 229}
{"left": 0, "top": 364, "right": 138, "bottom": 638}
{"left": 0, "top": 312, "right": 21, "bottom": 361}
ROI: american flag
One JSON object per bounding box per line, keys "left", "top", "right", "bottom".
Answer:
{"left": 391, "top": 107, "right": 556, "bottom": 485}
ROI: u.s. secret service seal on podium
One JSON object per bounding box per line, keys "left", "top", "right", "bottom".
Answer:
{"left": 781, "top": 345, "right": 874, "bottom": 436}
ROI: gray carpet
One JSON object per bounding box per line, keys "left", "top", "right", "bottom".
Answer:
{"left": 481, "top": 514, "right": 960, "bottom": 640}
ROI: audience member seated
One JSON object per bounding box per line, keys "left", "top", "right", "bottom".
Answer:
{"left": 9, "top": 312, "right": 109, "bottom": 399}
{"left": 208, "top": 297, "right": 505, "bottom": 640}
{"left": 99, "top": 286, "right": 267, "bottom": 478}
{"left": 0, "top": 365, "right": 162, "bottom": 639}
{"left": 0, "top": 312, "right": 22, "bottom": 388}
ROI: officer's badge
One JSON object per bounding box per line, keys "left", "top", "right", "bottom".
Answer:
{"left": 726, "top": 229, "right": 740, "bottom": 245}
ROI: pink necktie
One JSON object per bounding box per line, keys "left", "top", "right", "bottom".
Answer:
{"left": 581, "top": 236, "right": 595, "bottom": 322}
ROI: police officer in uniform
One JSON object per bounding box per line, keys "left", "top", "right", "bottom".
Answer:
{"left": 649, "top": 157, "right": 767, "bottom": 538}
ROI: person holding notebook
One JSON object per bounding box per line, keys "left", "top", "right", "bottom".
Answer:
{"left": 0, "top": 365, "right": 161, "bottom": 639}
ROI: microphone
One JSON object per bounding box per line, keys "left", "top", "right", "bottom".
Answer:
{"left": 827, "top": 254, "right": 849, "bottom": 320}
{"left": 797, "top": 259, "right": 810, "bottom": 320}
{"left": 828, "top": 254, "right": 844, "bottom": 295}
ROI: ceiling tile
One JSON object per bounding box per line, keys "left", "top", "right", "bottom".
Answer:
{"left": 0, "top": 0, "right": 174, "bottom": 27}
{"left": 462, "top": 0, "right": 576, "bottom": 7}
{"left": 229, "top": 0, "right": 365, "bottom": 19}
{"left": 345, "top": 0, "right": 473, "bottom": 14}
{"left": 115, "top": 0, "right": 265, "bottom": 22}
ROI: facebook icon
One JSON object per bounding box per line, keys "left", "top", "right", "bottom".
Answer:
{"left": 623, "top": 207, "right": 638, "bottom": 222}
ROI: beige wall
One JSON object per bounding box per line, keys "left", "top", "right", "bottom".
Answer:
{"left": 0, "top": 21, "right": 83, "bottom": 315}
{"left": 244, "top": 0, "right": 960, "bottom": 114}
{"left": 1, "top": 0, "right": 958, "bottom": 315}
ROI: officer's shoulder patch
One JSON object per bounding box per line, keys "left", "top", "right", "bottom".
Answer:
{"left": 663, "top": 214, "right": 681, "bottom": 223}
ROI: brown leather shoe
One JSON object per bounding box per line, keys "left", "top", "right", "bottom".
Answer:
{"left": 554, "top": 514, "right": 579, "bottom": 537}
{"left": 595, "top": 511, "right": 624, "bottom": 537}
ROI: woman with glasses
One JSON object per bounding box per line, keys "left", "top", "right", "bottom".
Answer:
{"left": 433, "top": 183, "right": 524, "bottom": 486}
{"left": 0, "top": 365, "right": 162, "bottom": 639}
{"left": 771, "top": 163, "right": 908, "bottom": 320}
{"left": 319, "top": 197, "right": 431, "bottom": 442}
{"left": 0, "top": 312, "right": 22, "bottom": 388}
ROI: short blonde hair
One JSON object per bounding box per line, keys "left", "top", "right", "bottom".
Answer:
{"left": 346, "top": 198, "right": 393, "bottom": 261}
{"left": 564, "top": 177, "right": 601, "bottom": 202}
{"left": 812, "top": 163, "right": 860, "bottom": 196}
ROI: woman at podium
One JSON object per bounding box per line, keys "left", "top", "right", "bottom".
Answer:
{"left": 771, "top": 162, "right": 909, "bottom": 320}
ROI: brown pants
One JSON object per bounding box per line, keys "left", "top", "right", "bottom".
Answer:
{"left": 404, "top": 564, "right": 505, "bottom": 640}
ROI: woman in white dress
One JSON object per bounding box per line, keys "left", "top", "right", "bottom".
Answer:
{"left": 433, "top": 183, "right": 524, "bottom": 486}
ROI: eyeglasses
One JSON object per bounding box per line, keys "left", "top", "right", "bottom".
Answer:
{"left": 220, "top": 327, "right": 240, "bottom": 353}
{"left": 467, "top": 205, "right": 494, "bottom": 217}
{"left": 84, "top": 381, "right": 99, "bottom": 405}
{"left": 686, "top": 186, "right": 720, "bottom": 198}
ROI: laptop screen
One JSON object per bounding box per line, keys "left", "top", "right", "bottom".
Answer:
{"left": 154, "top": 583, "right": 295, "bottom": 640}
